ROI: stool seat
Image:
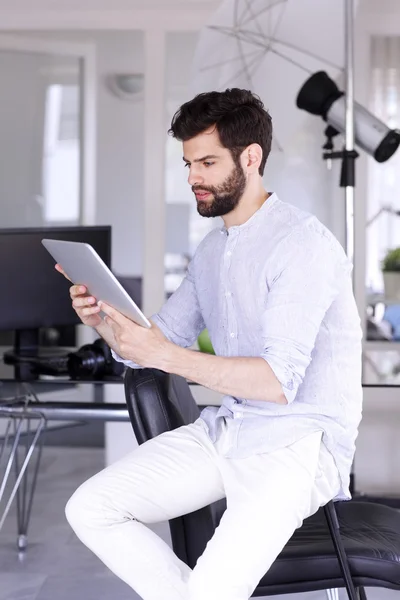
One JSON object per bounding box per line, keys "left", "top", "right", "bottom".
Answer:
{"left": 249, "top": 500, "right": 400, "bottom": 595}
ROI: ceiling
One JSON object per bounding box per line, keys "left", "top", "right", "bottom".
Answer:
{"left": 0, "top": 0, "right": 220, "bottom": 8}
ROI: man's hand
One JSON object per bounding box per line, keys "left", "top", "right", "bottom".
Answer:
{"left": 99, "top": 303, "right": 285, "bottom": 404}
{"left": 98, "top": 301, "right": 170, "bottom": 368}
{"left": 55, "top": 263, "right": 102, "bottom": 328}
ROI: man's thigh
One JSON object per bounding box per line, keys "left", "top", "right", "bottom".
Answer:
{"left": 188, "top": 431, "right": 334, "bottom": 600}
{"left": 71, "top": 418, "right": 225, "bottom": 524}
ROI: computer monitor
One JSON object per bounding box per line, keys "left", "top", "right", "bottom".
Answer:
{"left": 0, "top": 226, "right": 111, "bottom": 379}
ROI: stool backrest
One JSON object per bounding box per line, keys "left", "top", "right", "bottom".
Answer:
{"left": 124, "top": 368, "right": 227, "bottom": 567}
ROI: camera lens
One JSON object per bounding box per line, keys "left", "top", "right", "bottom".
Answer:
{"left": 67, "top": 345, "right": 106, "bottom": 379}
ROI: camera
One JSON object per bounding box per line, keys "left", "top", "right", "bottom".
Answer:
{"left": 66, "top": 338, "right": 125, "bottom": 379}
{"left": 4, "top": 337, "right": 125, "bottom": 380}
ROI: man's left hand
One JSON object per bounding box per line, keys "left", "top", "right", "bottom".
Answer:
{"left": 98, "top": 301, "right": 170, "bottom": 368}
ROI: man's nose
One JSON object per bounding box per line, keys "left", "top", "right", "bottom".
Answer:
{"left": 188, "top": 167, "right": 203, "bottom": 187}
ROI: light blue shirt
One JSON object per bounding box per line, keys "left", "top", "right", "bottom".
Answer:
{"left": 113, "top": 193, "right": 363, "bottom": 500}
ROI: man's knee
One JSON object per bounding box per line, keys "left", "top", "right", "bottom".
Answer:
{"left": 65, "top": 475, "right": 119, "bottom": 533}
{"left": 65, "top": 480, "right": 92, "bottom": 532}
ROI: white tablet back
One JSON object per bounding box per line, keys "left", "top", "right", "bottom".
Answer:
{"left": 42, "top": 239, "right": 151, "bottom": 328}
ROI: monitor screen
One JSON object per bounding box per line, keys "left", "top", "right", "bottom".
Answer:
{"left": 0, "top": 226, "right": 111, "bottom": 331}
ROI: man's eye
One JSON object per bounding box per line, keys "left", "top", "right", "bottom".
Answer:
{"left": 204, "top": 162, "right": 214, "bottom": 167}
{"left": 184, "top": 163, "right": 190, "bottom": 168}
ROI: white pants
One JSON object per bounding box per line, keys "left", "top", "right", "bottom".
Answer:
{"left": 65, "top": 418, "right": 340, "bottom": 600}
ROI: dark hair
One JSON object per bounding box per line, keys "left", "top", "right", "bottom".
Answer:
{"left": 168, "top": 88, "right": 272, "bottom": 176}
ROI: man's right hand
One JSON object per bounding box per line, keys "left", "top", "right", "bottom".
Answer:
{"left": 55, "top": 263, "right": 102, "bottom": 328}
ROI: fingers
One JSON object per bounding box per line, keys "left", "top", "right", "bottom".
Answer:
{"left": 71, "top": 293, "right": 101, "bottom": 318}
{"left": 55, "top": 263, "right": 72, "bottom": 283}
{"left": 98, "top": 302, "right": 126, "bottom": 326}
{"left": 80, "top": 305, "right": 101, "bottom": 317}
{"left": 55, "top": 263, "right": 101, "bottom": 324}
{"left": 55, "top": 264, "right": 89, "bottom": 301}
{"left": 70, "top": 284, "right": 87, "bottom": 299}
{"left": 72, "top": 295, "right": 97, "bottom": 308}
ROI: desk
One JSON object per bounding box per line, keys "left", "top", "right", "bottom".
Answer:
{"left": 0, "top": 375, "right": 130, "bottom": 551}
{"left": 0, "top": 364, "right": 219, "bottom": 552}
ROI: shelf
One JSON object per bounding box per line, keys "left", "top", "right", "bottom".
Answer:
{"left": 364, "top": 341, "right": 400, "bottom": 352}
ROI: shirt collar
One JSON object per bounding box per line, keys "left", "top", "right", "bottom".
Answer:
{"left": 220, "top": 192, "right": 279, "bottom": 235}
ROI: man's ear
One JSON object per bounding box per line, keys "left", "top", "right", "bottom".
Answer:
{"left": 245, "top": 143, "right": 263, "bottom": 174}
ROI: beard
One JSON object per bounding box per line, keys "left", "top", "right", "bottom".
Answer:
{"left": 193, "top": 161, "right": 247, "bottom": 218}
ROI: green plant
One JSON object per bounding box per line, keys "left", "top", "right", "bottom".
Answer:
{"left": 197, "top": 329, "right": 215, "bottom": 354}
{"left": 382, "top": 247, "right": 400, "bottom": 272}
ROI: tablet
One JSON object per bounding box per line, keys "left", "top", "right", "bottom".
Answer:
{"left": 41, "top": 239, "right": 151, "bottom": 328}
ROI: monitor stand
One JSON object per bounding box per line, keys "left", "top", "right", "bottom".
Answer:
{"left": 3, "top": 329, "right": 73, "bottom": 381}
{"left": 3, "top": 329, "right": 41, "bottom": 381}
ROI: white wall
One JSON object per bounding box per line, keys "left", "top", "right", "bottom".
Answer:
{"left": 68, "top": 30, "right": 145, "bottom": 277}
{"left": 265, "top": 121, "right": 336, "bottom": 234}
{"left": 93, "top": 31, "right": 145, "bottom": 276}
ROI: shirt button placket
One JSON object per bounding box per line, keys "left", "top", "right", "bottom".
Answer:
{"left": 224, "top": 234, "right": 238, "bottom": 352}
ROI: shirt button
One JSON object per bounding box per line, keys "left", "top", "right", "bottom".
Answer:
{"left": 226, "top": 251, "right": 232, "bottom": 257}
{"left": 230, "top": 332, "right": 235, "bottom": 338}
{"left": 225, "top": 291, "right": 232, "bottom": 297}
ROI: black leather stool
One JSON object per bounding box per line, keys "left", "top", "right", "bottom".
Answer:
{"left": 124, "top": 367, "right": 400, "bottom": 599}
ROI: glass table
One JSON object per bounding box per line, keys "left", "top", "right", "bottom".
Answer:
{"left": 0, "top": 355, "right": 128, "bottom": 553}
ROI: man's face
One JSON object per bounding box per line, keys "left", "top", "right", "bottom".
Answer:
{"left": 182, "top": 128, "right": 247, "bottom": 218}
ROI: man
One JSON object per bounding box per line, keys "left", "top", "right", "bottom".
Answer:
{"left": 61, "top": 88, "right": 362, "bottom": 600}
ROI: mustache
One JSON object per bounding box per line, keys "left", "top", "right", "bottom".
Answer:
{"left": 192, "top": 186, "right": 214, "bottom": 194}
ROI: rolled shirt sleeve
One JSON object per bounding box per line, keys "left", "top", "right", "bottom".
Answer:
{"left": 111, "top": 258, "right": 205, "bottom": 369}
{"left": 260, "top": 225, "right": 353, "bottom": 404}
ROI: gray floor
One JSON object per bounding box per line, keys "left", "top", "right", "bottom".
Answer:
{"left": 0, "top": 446, "right": 399, "bottom": 600}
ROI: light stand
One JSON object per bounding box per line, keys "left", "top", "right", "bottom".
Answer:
{"left": 343, "top": 0, "right": 357, "bottom": 497}
{"left": 343, "top": 0, "right": 356, "bottom": 267}
{"left": 307, "top": 0, "right": 359, "bottom": 268}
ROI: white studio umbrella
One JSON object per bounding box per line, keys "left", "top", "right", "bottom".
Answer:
{"left": 190, "top": 0, "right": 358, "bottom": 152}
